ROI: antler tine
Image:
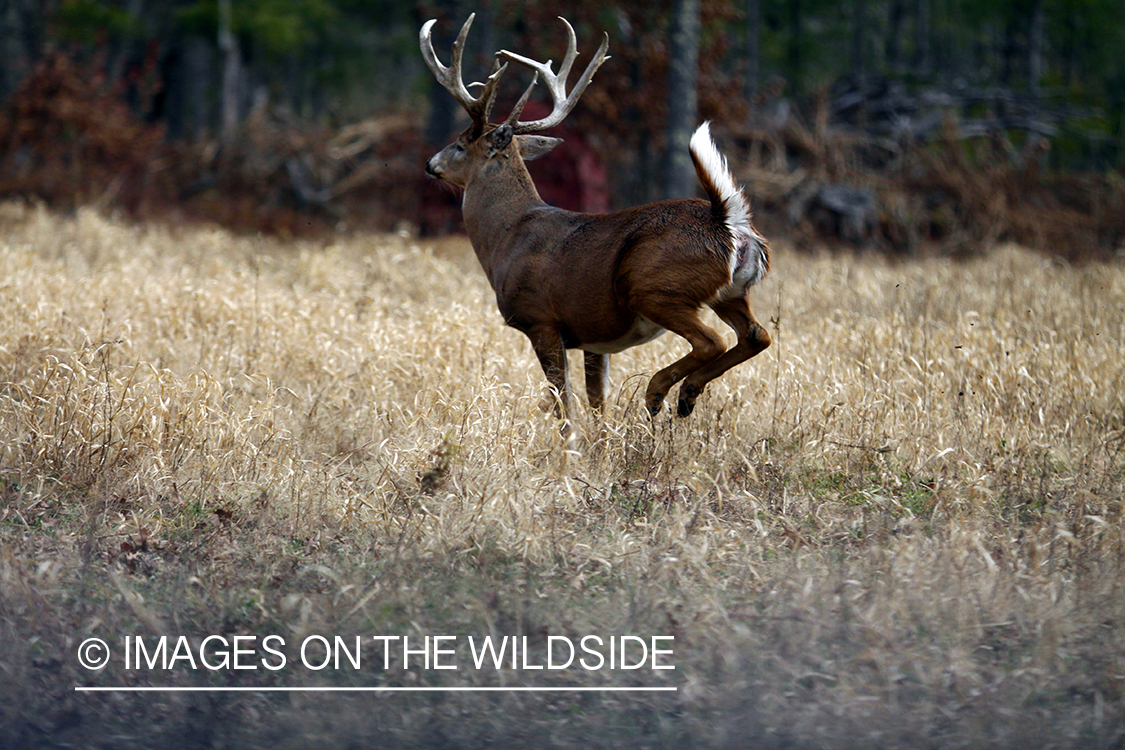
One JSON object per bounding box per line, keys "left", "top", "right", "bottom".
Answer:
{"left": 554, "top": 17, "right": 579, "bottom": 91}
{"left": 470, "top": 58, "right": 510, "bottom": 124}
{"left": 503, "top": 71, "right": 539, "bottom": 127}
{"left": 498, "top": 17, "right": 610, "bottom": 134}
{"left": 420, "top": 16, "right": 471, "bottom": 107}
{"left": 420, "top": 13, "right": 507, "bottom": 128}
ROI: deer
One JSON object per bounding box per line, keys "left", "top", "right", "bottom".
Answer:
{"left": 420, "top": 14, "right": 771, "bottom": 432}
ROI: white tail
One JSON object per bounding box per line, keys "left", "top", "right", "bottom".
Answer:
{"left": 690, "top": 122, "right": 771, "bottom": 296}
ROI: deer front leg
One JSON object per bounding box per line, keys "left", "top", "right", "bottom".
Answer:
{"left": 583, "top": 352, "right": 610, "bottom": 412}
{"left": 527, "top": 327, "right": 574, "bottom": 434}
{"left": 676, "top": 297, "right": 772, "bottom": 416}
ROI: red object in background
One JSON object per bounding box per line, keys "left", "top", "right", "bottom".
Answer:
{"left": 519, "top": 101, "right": 609, "bottom": 214}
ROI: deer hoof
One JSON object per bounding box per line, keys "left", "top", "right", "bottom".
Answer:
{"left": 677, "top": 383, "right": 702, "bottom": 416}
{"left": 645, "top": 396, "right": 664, "bottom": 417}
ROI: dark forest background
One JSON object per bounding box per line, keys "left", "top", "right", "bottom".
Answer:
{"left": 1, "top": 0, "right": 1123, "bottom": 258}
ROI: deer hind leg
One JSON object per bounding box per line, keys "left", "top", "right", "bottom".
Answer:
{"left": 638, "top": 303, "right": 727, "bottom": 416}
{"left": 676, "top": 296, "right": 771, "bottom": 417}
{"left": 583, "top": 352, "right": 610, "bottom": 412}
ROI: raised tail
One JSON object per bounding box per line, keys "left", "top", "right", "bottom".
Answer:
{"left": 689, "top": 122, "right": 770, "bottom": 289}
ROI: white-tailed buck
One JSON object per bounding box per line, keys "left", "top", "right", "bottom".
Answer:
{"left": 421, "top": 14, "right": 771, "bottom": 423}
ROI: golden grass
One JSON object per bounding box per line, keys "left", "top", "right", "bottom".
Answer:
{"left": 1, "top": 200, "right": 1124, "bottom": 748}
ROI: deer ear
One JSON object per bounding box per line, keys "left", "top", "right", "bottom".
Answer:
{"left": 487, "top": 124, "right": 514, "bottom": 157}
{"left": 516, "top": 135, "right": 562, "bottom": 161}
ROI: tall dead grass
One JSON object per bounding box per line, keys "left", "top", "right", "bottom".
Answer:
{"left": 1, "top": 201, "right": 1123, "bottom": 748}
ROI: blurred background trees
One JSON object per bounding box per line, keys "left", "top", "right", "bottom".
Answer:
{"left": 0, "top": 0, "right": 1122, "bottom": 256}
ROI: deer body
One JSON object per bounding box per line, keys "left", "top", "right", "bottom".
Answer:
{"left": 422, "top": 15, "right": 772, "bottom": 422}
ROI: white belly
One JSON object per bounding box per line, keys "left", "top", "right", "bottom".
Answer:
{"left": 581, "top": 316, "right": 667, "bottom": 354}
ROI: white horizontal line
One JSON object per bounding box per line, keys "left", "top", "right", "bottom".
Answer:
{"left": 75, "top": 686, "right": 677, "bottom": 693}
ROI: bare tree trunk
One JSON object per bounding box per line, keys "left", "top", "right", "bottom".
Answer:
{"left": 108, "top": 0, "right": 145, "bottom": 85}
{"left": 1028, "top": 0, "right": 1045, "bottom": 98}
{"left": 663, "top": 0, "right": 700, "bottom": 199}
{"left": 852, "top": 0, "right": 868, "bottom": 84}
{"left": 913, "top": 0, "right": 930, "bottom": 77}
{"left": 0, "top": 1, "right": 22, "bottom": 103}
{"left": 788, "top": 0, "right": 803, "bottom": 92}
{"left": 1062, "top": 12, "right": 1076, "bottom": 87}
{"left": 744, "top": 0, "right": 760, "bottom": 99}
{"left": 619, "top": 16, "right": 654, "bottom": 206}
{"left": 1000, "top": 14, "right": 1017, "bottom": 90}
{"left": 886, "top": 0, "right": 905, "bottom": 74}
{"left": 0, "top": 0, "right": 37, "bottom": 104}
{"left": 184, "top": 37, "right": 213, "bottom": 138}
{"left": 218, "top": 0, "right": 243, "bottom": 144}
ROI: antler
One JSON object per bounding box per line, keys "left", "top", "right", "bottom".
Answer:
{"left": 420, "top": 13, "right": 507, "bottom": 133}
{"left": 498, "top": 17, "right": 610, "bottom": 134}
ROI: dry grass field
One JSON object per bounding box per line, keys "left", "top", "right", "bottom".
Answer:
{"left": 1, "top": 200, "right": 1124, "bottom": 748}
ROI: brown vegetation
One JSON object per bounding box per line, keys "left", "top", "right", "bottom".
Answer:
{"left": 1, "top": 203, "right": 1123, "bottom": 747}
{"left": 0, "top": 51, "right": 426, "bottom": 238}
{"left": 733, "top": 96, "right": 1125, "bottom": 261}
{"left": 4, "top": 48, "right": 1124, "bottom": 261}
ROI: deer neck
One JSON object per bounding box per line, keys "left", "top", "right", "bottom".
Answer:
{"left": 462, "top": 157, "right": 544, "bottom": 277}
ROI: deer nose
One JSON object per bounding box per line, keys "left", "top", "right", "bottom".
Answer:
{"left": 425, "top": 159, "right": 442, "bottom": 178}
